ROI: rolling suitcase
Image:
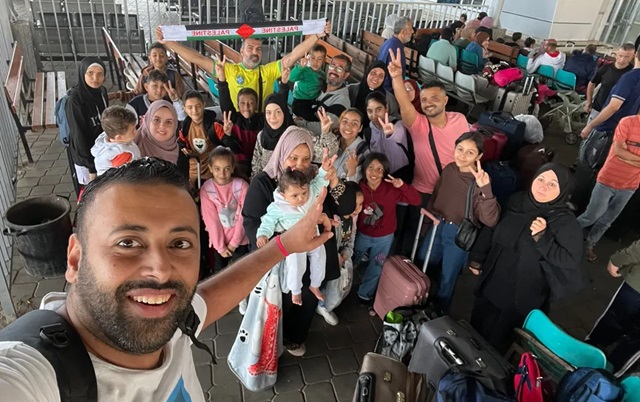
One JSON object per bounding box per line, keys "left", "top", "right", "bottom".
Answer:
{"left": 353, "top": 352, "right": 429, "bottom": 402}
{"left": 492, "top": 75, "right": 535, "bottom": 116}
{"left": 477, "top": 111, "right": 526, "bottom": 161}
{"left": 471, "top": 123, "right": 508, "bottom": 162}
{"left": 373, "top": 213, "right": 435, "bottom": 319}
{"left": 408, "top": 316, "right": 514, "bottom": 396}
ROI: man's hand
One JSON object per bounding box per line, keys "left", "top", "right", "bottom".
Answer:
{"left": 155, "top": 26, "right": 166, "bottom": 43}
{"left": 387, "top": 48, "right": 403, "bottom": 79}
{"left": 280, "top": 187, "right": 335, "bottom": 254}
{"left": 580, "top": 125, "right": 592, "bottom": 139}
{"left": 584, "top": 102, "right": 592, "bottom": 114}
{"left": 319, "top": 20, "right": 331, "bottom": 39}
{"left": 214, "top": 55, "right": 227, "bottom": 82}
{"left": 607, "top": 261, "right": 622, "bottom": 277}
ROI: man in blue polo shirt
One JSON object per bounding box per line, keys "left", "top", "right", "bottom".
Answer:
{"left": 377, "top": 16, "right": 413, "bottom": 93}
{"left": 573, "top": 50, "right": 640, "bottom": 212}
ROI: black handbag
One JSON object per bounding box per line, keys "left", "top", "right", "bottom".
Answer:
{"left": 455, "top": 182, "right": 479, "bottom": 251}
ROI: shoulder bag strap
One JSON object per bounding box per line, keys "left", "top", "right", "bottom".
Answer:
{"left": 427, "top": 119, "right": 442, "bottom": 175}
{"left": 464, "top": 182, "right": 476, "bottom": 220}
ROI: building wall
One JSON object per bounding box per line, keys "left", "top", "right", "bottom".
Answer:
{"left": 499, "top": 0, "right": 614, "bottom": 41}
{"left": 0, "top": 0, "right": 19, "bottom": 315}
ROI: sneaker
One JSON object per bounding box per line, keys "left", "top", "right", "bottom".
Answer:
{"left": 284, "top": 342, "right": 306, "bottom": 357}
{"left": 316, "top": 305, "right": 339, "bottom": 326}
{"left": 238, "top": 298, "right": 248, "bottom": 315}
{"left": 587, "top": 246, "right": 598, "bottom": 263}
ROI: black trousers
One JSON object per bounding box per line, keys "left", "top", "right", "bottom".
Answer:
{"left": 395, "top": 192, "right": 431, "bottom": 257}
{"left": 571, "top": 162, "right": 598, "bottom": 215}
{"left": 282, "top": 268, "right": 318, "bottom": 344}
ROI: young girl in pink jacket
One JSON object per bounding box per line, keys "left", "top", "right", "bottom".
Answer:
{"left": 200, "top": 147, "right": 249, "bottom": 272}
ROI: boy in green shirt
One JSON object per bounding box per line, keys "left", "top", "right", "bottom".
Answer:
{"left": 289, "top": 44, "right": 327, "bottom": 121}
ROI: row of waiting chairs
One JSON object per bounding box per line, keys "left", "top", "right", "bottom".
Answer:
{"left": 515, "top": 54, "right": 578, "bottom": 91}
{"left": 418, "top": 55, "right": 493, "bottom": 116}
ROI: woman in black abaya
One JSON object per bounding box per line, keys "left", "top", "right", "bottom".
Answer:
{"left": 469, "top": 163, "right": 586, "bottom": 353}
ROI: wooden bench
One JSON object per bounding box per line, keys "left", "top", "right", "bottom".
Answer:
{"left": 414, "top": 28, "right": 442, "bottom": 42}
{"left": 488, "top": 41, "right": 520, "bottom": 66}
{"left": 3, "top": 42, "right": 67, "bottom": 163}
{"left": 360, "top": 30, "right": 420, "bottom": 81}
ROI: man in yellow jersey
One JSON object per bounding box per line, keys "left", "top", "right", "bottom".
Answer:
{"left": 157, "top": 21, "right": 330, "bottom": 110}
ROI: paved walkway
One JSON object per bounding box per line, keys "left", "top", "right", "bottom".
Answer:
{"left": 2, "top": 124, "right": 630, "bottom": 401}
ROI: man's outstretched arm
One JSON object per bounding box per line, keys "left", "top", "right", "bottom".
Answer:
{"left": 156, "top": 27, "right": 215, "bottom": 74}
{"left": 196, "top": 187, "right": 334, "bottom": 328}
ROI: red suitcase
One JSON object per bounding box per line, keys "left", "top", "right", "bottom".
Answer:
{"left": 373, "top": 213, "right": 436, "bottom": 319}
{"left": 471, "top": 123, "right": 509, "bottom": 162}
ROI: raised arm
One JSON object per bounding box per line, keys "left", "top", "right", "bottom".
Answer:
{"left": 280, "top": 21, "right": 331, "bottom": 69}
{"left": 388, "top": 48, "right": 418, "bottom": 127}
{"left": 198, "top": 187, "right": 334, "bottom": 327}
{"left": 156, "top": 27, "right": 214, "bottom": 76}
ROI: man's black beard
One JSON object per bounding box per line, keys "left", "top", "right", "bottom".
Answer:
{"left": 74, "top": 258, "right": 196, "bottom": 355}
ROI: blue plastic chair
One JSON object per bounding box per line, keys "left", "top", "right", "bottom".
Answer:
{"left": 523, "top": 310, "right": 608, "bottom": 370}
{"left": 517, "top": 54, "right": 528, "bottom": 70}
{"left": 460, "top": 49, "right": 480, "bottom": 75}
{"left": 622, "top": 376, "right": 640, "bottom": 401}
{"left": 555, "top": 69, "right": 577, "bottom": 91}
{"left": 536, "top": 65, "right": 556, "bottom": 80}
{"left": 206, "top": 76, "right": 219, "bottom": 98}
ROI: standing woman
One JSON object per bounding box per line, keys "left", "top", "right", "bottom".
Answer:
{"left": 251, "top": 93, "right": 296, "bottom": 177}
{"left": 66, "top": 57, "right": 109, "bottom": 190}
{"left": 469, "top": 163, "right": 585, "bottom": 353}
{"left": 243, "top": 126, "right": 356, "bottom": 356}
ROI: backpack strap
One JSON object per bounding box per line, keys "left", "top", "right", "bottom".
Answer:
{"left": 0, "top": 309, "right": 98, "bottom": 402}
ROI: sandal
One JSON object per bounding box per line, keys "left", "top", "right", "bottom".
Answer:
{"left": 587, "top": 247, "right": 598, "bottom": 263}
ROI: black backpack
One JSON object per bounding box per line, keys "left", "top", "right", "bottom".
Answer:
{"left": 0, "top": 307, "right": 214, "bottom": 401}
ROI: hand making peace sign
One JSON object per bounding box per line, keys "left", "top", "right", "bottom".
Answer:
{"left": 387, "top": 48, "right": 403, "bottom": 80}
{"left": 384, "top": 174, "right": 404, "bottom": 188}
{"left": 378, "top": 112, "right": 395, "bottom": 136}
{"left": 214, "top": 55, "right": 227, "bottom": 82}
{"left": 222, "top": 111, "right": 233, "bottom": 135}
{"left": 164, "top": 80, "right": 179, "bottom": 102}
{"left": 320, "top": 147, "right": 338, "bottom": 173}
{"left": 471, "top": 160, "right": 490, "bottom": 188}
{"left": 317, "top": 107, "right": 333, "bottom": 134}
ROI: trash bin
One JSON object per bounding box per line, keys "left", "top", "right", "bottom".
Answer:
{"left": 2, "top": 195, "right": 72, "bottom": 278}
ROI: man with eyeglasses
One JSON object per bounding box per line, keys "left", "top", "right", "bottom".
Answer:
{"left": 293, "top": 54, "right": 352, "bottom": 138}
{"left": 377, "top": 15, "right": 414, "bottom": 93}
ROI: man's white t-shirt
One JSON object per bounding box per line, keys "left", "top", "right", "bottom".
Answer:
{"left": 0, "top": 292, "right": 209, "bottom": 402}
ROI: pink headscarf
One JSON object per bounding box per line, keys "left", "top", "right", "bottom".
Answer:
{"left": 262, "top": 126, "right": 314, "bottom": 180}
{"left": 135, "top": 100, "right": 179, "bottom": 164}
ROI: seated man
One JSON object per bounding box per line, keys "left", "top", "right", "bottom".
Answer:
{"left": 294, "top": 54, "right": 351, "bottom": 137}
{"left": 563, "top": 44, "right": 598, "bottom": 91}
{"left": 505, "top": 32, "right": 523, "bottom": 48}
{"left": 426, "top": 28, "right": 458, "bottom": 71}
{"left": 526, "top": 38, "right": 566, "bottom": 74}
{"left": 127, "top": 69, "right": 187, "bottom": 125}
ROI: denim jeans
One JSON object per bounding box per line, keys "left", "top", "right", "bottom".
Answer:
{"left": 417, "top": 220, "right": 469, "bottom": 313}
{"left": 577, "top": 182, "right": 635, "bottom": 247}
{"left": 353, "top": 233, "right": 395, "bottom": 300}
